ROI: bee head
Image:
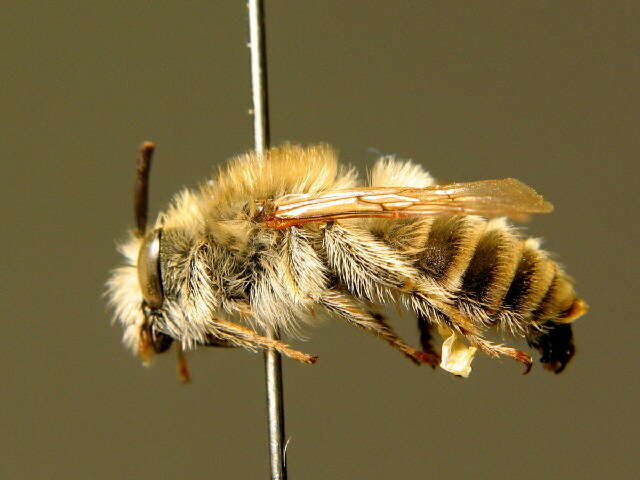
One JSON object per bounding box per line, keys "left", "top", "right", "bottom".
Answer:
{"left": 106, "top": 230, "right": 173, "bottom": 364}
{"left": 136, "top": 228, "right": 175, "bottom": 358}
{"left": 107, "top": 142, "right": 175, "bottom": 363}
{"left": 108, "top": 143, "right": 243, "bottom": 372}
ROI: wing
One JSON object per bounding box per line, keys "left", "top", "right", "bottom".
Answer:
{"left": 262, "top": 178, "right": 553, "bottom": 228}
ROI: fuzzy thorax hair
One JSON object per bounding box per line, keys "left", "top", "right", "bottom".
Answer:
{"left": 108, "top": 144, "right": 368, "bottom": 355}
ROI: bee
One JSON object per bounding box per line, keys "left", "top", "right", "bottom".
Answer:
{"left": 107, "top": 142, "right": 587, "bottom": 380}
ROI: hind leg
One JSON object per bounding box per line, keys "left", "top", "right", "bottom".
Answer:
{"left": 414, "top": 299, "right": 532, "bottom": 374}
{"left": 473, "top": 338, "right": 533, "bottom": 374}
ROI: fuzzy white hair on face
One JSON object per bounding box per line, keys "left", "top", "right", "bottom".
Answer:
{"left": 106, "top": 234, "right": 145, "bottom": 355}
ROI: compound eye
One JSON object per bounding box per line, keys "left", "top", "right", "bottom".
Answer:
{"left": 137, "top": 229, "right": 164, "bottom": 309}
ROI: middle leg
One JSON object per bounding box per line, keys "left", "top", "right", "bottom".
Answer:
{"left": 416, "top": 311, "right": 441, "bottom": 369}
{"left": 321, "top": 289, "right": 438, "bottom": 366}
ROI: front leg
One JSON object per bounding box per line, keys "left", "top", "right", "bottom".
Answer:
{"left": 212, "top": 319, "right": 318, "bottom": 365}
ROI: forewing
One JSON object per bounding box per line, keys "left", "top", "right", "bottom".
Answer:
{"left": 263, "top": 178, "right": 553, "bottom": 228}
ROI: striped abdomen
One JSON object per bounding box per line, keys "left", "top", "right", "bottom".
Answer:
{"left": 415, "top": 215, "right": 583, "bottom": 326}
{"left": 414, "top": 215, "right": 587, "bottom": 371}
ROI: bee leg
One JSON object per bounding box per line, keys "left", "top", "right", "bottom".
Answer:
{"left": 321, "top": 290, "right": 436, "bottom": 366}
{"left": 214, "top": 319, "right": 318, "bottom": 365}
{"left": 176, "top": 343, "right": 191, "bottom": 383}
{"left": 415, "top": 294, "right": 532, "bottom": 373}
{"left": 474, "top": 338, "right": 533, "bottom": 374}
{"left": 416, "top": 312, "right": 441, "bottom": 368}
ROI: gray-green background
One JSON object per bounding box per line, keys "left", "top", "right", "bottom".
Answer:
{"left": 3, "top": 2, "right": 638, "bottom": 479}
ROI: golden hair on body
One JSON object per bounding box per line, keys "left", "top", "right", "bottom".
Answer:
{"left": 107, "top": 143, "right": 587, "bottom": 380}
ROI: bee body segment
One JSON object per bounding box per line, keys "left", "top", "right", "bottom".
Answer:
{"left": 108, "top": 144, "right": 586, "bottom": 377}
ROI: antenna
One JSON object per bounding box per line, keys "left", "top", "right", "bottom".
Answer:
{"left": 134, "top": 141, "right": 156, "bottom": 237}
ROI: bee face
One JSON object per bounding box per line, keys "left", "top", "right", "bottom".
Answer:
{"left": 135, "top": 228, "right": 176, "bottom": 356}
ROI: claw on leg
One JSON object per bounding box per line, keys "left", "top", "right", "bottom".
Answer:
{"left": 475, "top": 339, "right": 533, "bottom": 374}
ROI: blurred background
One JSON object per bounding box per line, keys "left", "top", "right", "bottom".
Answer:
{"left": 2, "top": 1, "right": 638, "bottom": 479}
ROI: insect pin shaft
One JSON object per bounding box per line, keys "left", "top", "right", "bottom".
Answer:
{"left": 247, "top": 0, "right": 287, "bottom": 478}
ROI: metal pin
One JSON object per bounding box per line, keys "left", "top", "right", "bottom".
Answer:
{"left": 247, "top": 1, "right": 287, "bottom": 479}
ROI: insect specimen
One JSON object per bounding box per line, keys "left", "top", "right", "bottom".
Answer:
{"left": 107, "top": 142, "right": 587, "bottom": 380}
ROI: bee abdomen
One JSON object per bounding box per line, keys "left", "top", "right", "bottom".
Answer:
{"left": 457, "top": 220, "right": 522, "bottom": 313}
{"left": 523, "top": 268, "right": 586, "bottom": 373}
{"left": 500, "top": 240, "right": 555, "bottom": 314}
{"left": 416, "top": 215, "right": 485, "bottom": 292}
{"left": 414, "top": 217, "right": 586, "bottom": 330}
{"left": 490, "top": 238, "right": 557, "bottom": 329}
{"left": 461, "top": 230, "right": 587, "bottom": 333}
